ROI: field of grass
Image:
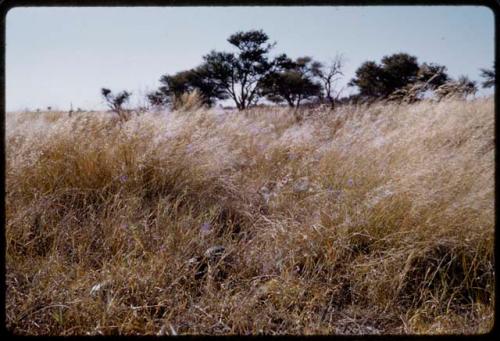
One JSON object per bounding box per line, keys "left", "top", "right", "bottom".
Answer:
{"left": 5, "top": 97, "right": 495, "bottom": 335}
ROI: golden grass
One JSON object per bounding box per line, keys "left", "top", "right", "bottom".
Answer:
{"left": 5, "top": 97, "right": 494, "bottom": 335}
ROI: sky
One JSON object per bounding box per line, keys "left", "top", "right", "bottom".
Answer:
{"left": 5, "top": 6, "right": 495, "bottom": 111}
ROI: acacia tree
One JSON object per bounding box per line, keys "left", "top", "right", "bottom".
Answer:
{"left": 147, "top": 66, "right": 227, "bottom": 109}
{"left": 348, "top": 61, "right": 386, "bottom": 99}
{"left": 147, "top": 70, "right": 192, "bottom": 109}
{"left": 417, "top": 63, "right": 450, "bottom": 89}
{"left": 202, "top": 30, "right": 276, "bottom": 110}
{"left": 261, "top": 55, "right": 322, "bottom": 107}
{"left": 349, "top": 53, "right": 449, "bottom": 101}
{"left": 101, "top": 88, "right": 131, "bottom": 120}
{"left": 380, "top": 53, "right": 420, "bottom": 92}
{"left": 311, "top": 55, "right": 344, "bottom": 108}
{"left": 480, "top": 64, "right": 495, "bottom": 88}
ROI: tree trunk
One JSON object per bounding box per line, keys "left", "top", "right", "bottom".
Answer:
{"left": 296, "top": 95, "right": 302, "bottom": 108}
{"left": 328, "top": 96, "right": 335, "bottom": 110}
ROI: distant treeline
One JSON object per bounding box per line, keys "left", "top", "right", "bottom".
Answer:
{"left": 101, "top": 29, "right": 495, "bottom": 114}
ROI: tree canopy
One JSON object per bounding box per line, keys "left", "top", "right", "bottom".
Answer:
{"left": 202, "top": 30, "right": 276, "bottom": 110}
{"left": 261, "top": 55, "right": 322, "bottom": 107}
{"left": 101, "top": 88, "right": 131, "bottom": 113}
{"left": 148, "top": 66, "right": 227, "bottom": 108}
{"left": 349, "top": 53, "right": 449, "bottom": 100}
{"left": 480, "top": 65, "right": 495, "bottom": 88}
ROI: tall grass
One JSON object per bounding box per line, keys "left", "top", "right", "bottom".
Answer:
{"left": 5, "top": 97, "right": 494, "bottom": 335}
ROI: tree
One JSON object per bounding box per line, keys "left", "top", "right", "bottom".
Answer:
{"left": 311, "top": 55, "right": 344, "bottom": 108}
{"left": 261, "top": 55, "right": 322, "bottom": 107}
{"left": 349, "top": 53, "right": 450, "bottom": 101}
{"left": 386, "top": 63, "right": 450, "bottom": 104}
{"left": 480, "top": 64, "right": 495, "bottom": 88}
{"left": 101, "top": 88, "right": 131, "bottom": 120}
{"left": 348, "top": 61, "right": 386, "bottom": 99}
{"left": 202, "top": 29, "right": 276, "bottom": 110}
{"left": 349, "top": 53, "right": 420, "bottom": 98}
{"left": 147, "top": 66, "right": 227, "bottom": 109}
{"left": 380, "top": 53, "right": 420, "bottom": 93}
{"left": 416, "top": 63, "right": 449, "bottom": 89}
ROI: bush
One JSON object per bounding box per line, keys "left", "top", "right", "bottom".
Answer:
{"left": 101, "top": 88, "right": 132, "bottom": 121}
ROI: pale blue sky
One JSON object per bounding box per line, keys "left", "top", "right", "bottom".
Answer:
{"left": 6, "top": 6, "right": 495, "bottom": 111}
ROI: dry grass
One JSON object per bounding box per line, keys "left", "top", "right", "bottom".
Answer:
{"left": 5, "top": 97, "right": 494, "bottom": 335}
